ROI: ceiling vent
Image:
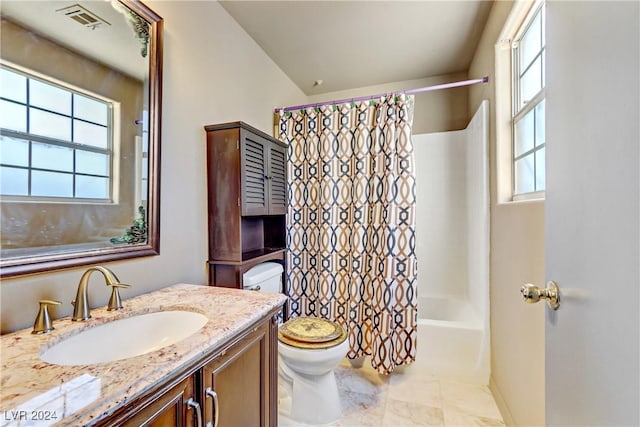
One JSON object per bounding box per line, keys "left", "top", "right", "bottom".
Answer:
{"left": 56, "top": 4, "right": 111, "bottom": 30}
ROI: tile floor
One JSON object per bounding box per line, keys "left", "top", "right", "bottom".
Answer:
{"left": 279, "top": 358, "right": 505, "bottom": 427}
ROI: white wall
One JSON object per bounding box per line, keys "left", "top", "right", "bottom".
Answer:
{"left": 413, "top": 130, "right": 468, "bottom": 299}
{"left": 0, "top": 1, "right": 306, "bottom": 333}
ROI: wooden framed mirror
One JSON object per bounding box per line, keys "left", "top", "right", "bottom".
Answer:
{"left": 0, "top": 0, "right": 162, "bottom": 277}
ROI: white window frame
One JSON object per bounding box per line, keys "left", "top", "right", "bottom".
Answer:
{"left": 495, "top": 0, "right": 546, "bottom": 203}
{"left": 0, "top": 62, "right": 116, "bottom": 203}
{"left": 512, "top": 2, "right": 546, "bottom": 200}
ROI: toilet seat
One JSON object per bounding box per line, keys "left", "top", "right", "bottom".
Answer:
{"left": 278, "top": 316, "right": 347, "bottom": 349}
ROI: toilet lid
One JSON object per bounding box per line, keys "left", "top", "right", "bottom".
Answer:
{"left": 278, "top": 316, "right": 347, "bottom": 349}
{"left": 279, "top": 316, "right": 342, "bottom": 343}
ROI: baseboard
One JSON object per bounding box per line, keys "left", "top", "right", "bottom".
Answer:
{"left": 489, "top": 376, "right": 516, "bottom": 426}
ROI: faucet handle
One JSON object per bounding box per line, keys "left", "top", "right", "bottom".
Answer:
{"left": 32, "top": 300, "right": 61, "bottom": 334}
{"left": 107, "top": 283, "right": 131, "bottom": 311}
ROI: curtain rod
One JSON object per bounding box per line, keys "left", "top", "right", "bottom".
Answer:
{"left": 274, "top": 76, "right": 489, "bottom": 113}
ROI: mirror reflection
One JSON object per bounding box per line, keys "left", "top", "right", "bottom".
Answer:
{"left": 0, "top": 0, "right": 161, "bottom": 276}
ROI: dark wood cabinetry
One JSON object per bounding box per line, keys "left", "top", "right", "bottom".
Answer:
{"left": 240, "top": 128, "right": 287, "bottom": 216}
{"left": 202, "top": 319, "right": 274, "bottom": 426}
{"left": 121, "top": 376, "right": 196, "bottom": 426}
{"left": 205, "top": 122, "right": 287, "bottom": 288}
{"left": 100, "top": 312, "right": 279, "bottom": 427}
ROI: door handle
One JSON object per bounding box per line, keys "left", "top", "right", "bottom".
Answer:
{"left": 521, "top": 281, "right": 560, "bottom": 310}
{"left": 186, "top": 398, "right": 203, "bottom": 427}
{"left": 205, "top": 387, "right": 219, "bottom": 427}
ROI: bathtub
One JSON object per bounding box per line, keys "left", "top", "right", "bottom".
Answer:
{"left": 413, "top": 296, "right": 489, "bottom": 384}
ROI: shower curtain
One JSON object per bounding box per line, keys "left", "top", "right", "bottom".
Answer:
{"left": 277, "top": 95, "right": 417, "bottom": 374}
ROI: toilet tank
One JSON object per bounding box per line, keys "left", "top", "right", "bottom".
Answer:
{"left": 243, "top": 262, "right": 283, "bottom": 293}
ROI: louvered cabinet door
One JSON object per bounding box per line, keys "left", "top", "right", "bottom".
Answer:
{"left": 240, "top": 131, "right": 269, "bottom": 216}
{"left": 267, "top": 143, "right": 287, "bottom": 215}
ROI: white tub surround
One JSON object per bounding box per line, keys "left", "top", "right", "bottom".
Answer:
{"left": 0, "top": 284, "right": 286, "bottom": 426}
{"left": 415, "top": 296, "right": 489, "bottom": 383}
{"left": 413, "top": 101, "right": 490, "bottom": 384}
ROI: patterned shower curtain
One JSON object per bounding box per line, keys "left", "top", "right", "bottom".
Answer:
{"left": 276, "top": 95, "right": 417, "bottom": 375}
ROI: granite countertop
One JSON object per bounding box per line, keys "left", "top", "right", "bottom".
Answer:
{"left": 0, "top": 284, "right": 287, "bottom": 426}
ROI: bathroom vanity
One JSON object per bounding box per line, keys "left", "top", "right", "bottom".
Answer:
{"left": 0, "top": 284, "right": 286, "bottom": 426}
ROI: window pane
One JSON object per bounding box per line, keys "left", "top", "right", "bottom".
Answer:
{"left": 0, "top": 100, "right": 27, "bottom": 132}
{"left": 0, "top": 166, "right": 28, "bottom": 195}
{"left": 515, "top": 109, "right": 535, "bottom": 157}
{"left": 541, "top": 4, "right": 546, "bottom": 48}
{"left": 536, "top": 147, "right": 546, "bottom": 191}
{"left": 520, "top": 11, "right": 541, "bottom": 70}
{"left": 76, "top": 175, "right": 108, "bottom": 198}
{"left": 30, "top": 79, "right": 71, "bottom": 115}
{"left": 0, "top": 135, "right": 29, "bottom": 166}
{"left": 542, "top": 50, "right": 546, "bottom": 88}
{"left": 77, "top": 150, "right": 109, "bottom": 175}
{"left": 0, "top": 68, "right": 27, "bottom": 103}
{"left": 31, "top": 170, "right": 72, "bottom": 197}
{"left": 520, "top": 56, "right": 542, "bottom": 105}
{"left": 74, "top": 94, "right": 108, "bottom": 125}
{"left": 30, "top": 108, "right": 71, "bottom": 141}
{"left": 73, "top": 120, "right": 107, "bottom": 148}
{"left": 535, "top": 100, "right": 545, "bottom": 147}
{"left": 32, "top": 142, "right": 73, "bottom": 172}
{"left": 140, "top": 178, "right": 148, "bottom": 202}
{"left": 141, "top": 155, "right": 148, "bottom": 178}
{"left": 1, "top": 68, "right": 114, "bottom": 201}
{"left": 515, "top": 154, "right": 535, "bottom": 194}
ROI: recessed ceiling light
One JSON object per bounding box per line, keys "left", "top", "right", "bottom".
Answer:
{"left": 313, "top": 80, "right": 323, "bottom": 87}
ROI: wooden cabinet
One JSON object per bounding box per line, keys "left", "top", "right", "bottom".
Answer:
{"left": 201, "top": 319, "right": 275, "bottom": 427}
{"left": 204, "top": 122, "right": 287, "bottom": 289}
{"left": 99, "top": 312, "right": 279, "bottom": 427}
{"left": 241, "top": 128, "right": 287, "bottom": 216}
{"left": 121, "top": 376, "right": 197, "bottom": 427}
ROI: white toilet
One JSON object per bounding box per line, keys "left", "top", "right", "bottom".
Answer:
{"left": 244, "top": 263, "right": 349, "bottom": 425}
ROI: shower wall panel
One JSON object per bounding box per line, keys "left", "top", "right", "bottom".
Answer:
{"left": 413, "top": 130, "right": 468, "bottom": 299}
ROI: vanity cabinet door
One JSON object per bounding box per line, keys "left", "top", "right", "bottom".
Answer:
{"left": 119, "top": 375, "right": 198, "bottom": 427}
{"left": 202, "top": 320, "right": 273, "bottom": 427}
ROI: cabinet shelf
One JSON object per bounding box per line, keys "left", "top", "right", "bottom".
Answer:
{"left": 207, "top": 247, "right": 286, "bottom": 265}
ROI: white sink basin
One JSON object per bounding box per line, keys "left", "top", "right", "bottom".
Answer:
{"left": 41, "top": 310, "right": 208, "bottom": 366}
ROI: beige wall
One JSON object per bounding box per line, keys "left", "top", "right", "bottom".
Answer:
{"left": 306, "top": 72, "right": 470, "bottom": 134}
{"left": 468, "top": 1, "right": 546, "bottom": 426}
{"left": 0, "top": 1, "right": 306, "bottom": 333}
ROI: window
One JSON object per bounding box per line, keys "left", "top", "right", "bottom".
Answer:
{"left": 0, "top": 64, "right": 113, "bottom": 201}
{"left": 511, "top": 3, "right": 545, "bottom": 198}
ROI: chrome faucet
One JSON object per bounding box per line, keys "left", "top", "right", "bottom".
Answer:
{"left": 72, "top": 266, "right": 131, "bottom": 321}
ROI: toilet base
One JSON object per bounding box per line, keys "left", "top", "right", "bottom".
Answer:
{"left": 279, "top": 361, "right": 342, "bottom": 425}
